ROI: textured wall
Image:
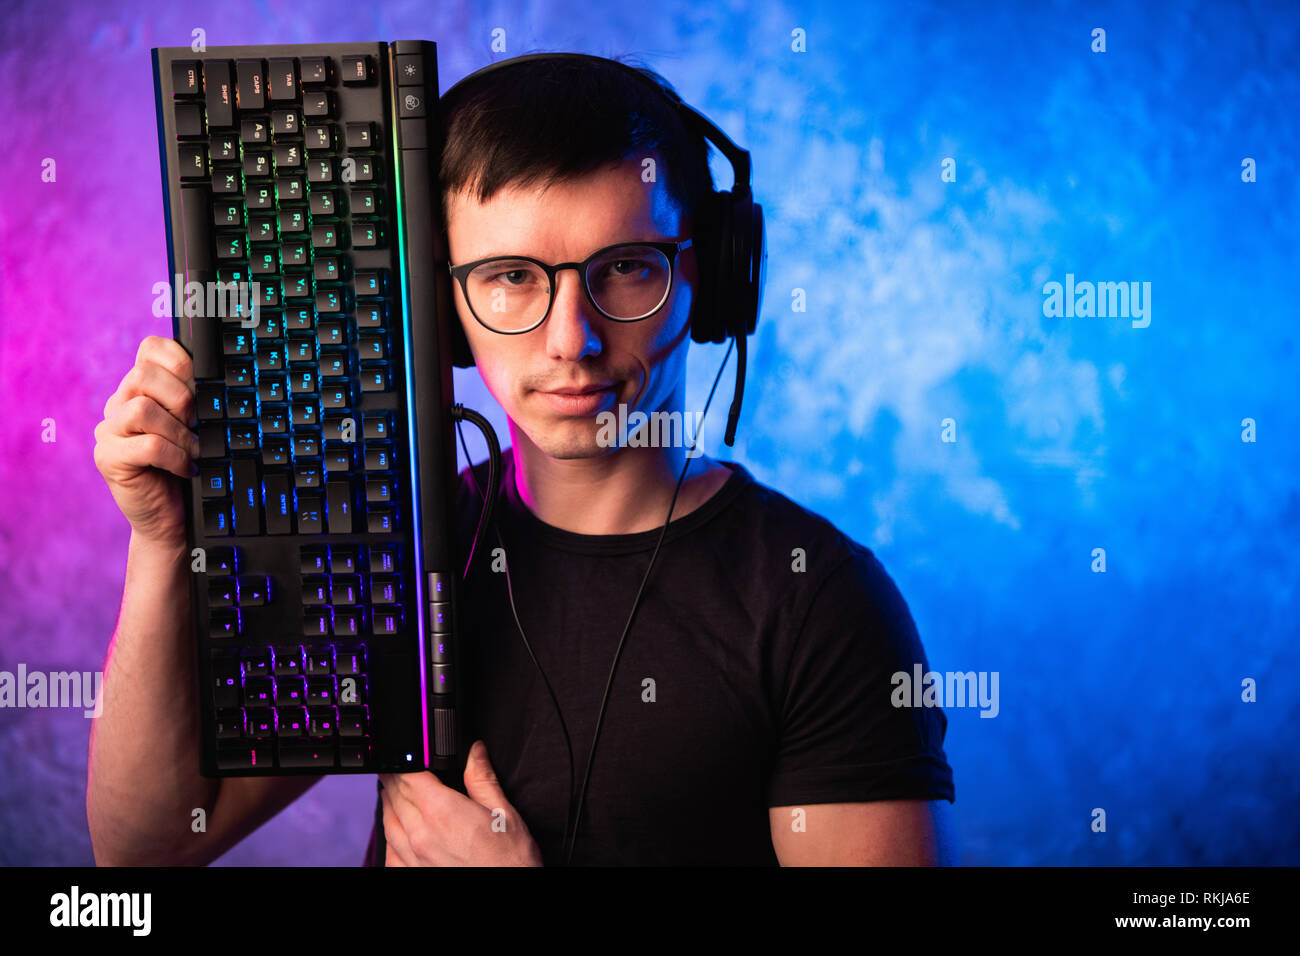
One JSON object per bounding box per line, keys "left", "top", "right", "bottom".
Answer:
{"left": 1, "top": 0, "right": 1296, "bottom": 865}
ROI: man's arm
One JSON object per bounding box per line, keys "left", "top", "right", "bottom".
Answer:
{"left": 768, "top": 799, "right": 958, "bottom": 866}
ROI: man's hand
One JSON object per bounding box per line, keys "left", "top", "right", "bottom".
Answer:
{"left": 379, "top": 740, "right": 543, "bottom": 866}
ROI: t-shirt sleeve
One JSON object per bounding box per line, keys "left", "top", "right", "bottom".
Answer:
{"left": 766, "top": 544, "right": 956, "bottom": 807}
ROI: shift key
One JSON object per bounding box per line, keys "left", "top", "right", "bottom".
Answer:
{"left": 231, "top": 459, "right": 262, "bottom": 535}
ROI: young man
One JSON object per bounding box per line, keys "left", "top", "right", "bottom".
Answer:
{"left": 87, "top": 55, "right": 954, "bottom": 867}
{"left": 367, "top": 56, "right": 957, "bottom": 866}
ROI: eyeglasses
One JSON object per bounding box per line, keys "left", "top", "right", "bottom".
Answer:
{"left": 447, "top": 239, "right": 693, "bottom": 335}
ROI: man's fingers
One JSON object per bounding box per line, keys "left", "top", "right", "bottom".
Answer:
{"left": 103, "top": 394, "right": 198, "bottom": 458}
{"left": 136, "top": 335, "right": 195, "bottom": 390}
{"left": 105, "top": 357, "right": 196, "bottom": 427}
{"left": 381, "top": 788, "right": 413, "bottom": 866}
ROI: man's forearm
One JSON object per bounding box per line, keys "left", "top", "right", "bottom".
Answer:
{"left": 87, "top": 531, "right": 220, "bottom": 866}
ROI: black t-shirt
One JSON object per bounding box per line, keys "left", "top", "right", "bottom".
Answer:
{"left": 363, "top": 449, "right": 954, "bottom": 865}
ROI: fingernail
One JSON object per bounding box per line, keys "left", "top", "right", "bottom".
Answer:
{"left": 191, "top": 432, "right": 201, "bottom": 457}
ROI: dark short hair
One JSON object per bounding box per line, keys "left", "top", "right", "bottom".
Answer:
{"left": 438, "top": 54, "right": 714, "bottom": 231}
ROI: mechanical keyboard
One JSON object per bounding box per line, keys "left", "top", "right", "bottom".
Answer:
{"left": 150, "top": 41, "right": 469, "bottom": 780}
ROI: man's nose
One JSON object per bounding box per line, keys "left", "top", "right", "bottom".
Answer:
{"left": 545, "top": 267, "right": 603, "bottom": 361}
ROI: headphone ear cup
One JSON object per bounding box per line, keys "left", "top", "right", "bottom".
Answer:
{"left": 691, "top": 191, "right": 730, "bottom": 345}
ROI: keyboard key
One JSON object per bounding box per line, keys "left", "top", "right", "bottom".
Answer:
{"left": 231, "top": 459, "right": 262, "bottom": 536}
{"left": 243, "top": 649, "right": 272, "bottom": 677}
{"left": 333, "top": 608, "right": 361, "bottom": 637}
{"left": 205, "top": 60, "right": 235, "bottom": 128}
{"left": 236, "top": 59, "right": 266, "bottom": 110}
{"left": 300, "top": 547, "right": 328, "bottom": 574}
{"left": 303, "top": 608, "right": 330, "bottom": 637}
{"left": 367, "top": 505, "right": 396, "bottom": 534}
{"left": 243, "top": 677, "right": 274, "bottom": 707}
{"left": 267, "top": 59, "right": 298, "bottom": 101}
{"left": 329, "top": 547, "right": 359, "bottom": 574}
{"left": 293, "top": 459, "right": 322, "bottom": 489}
{"left": 306, "top": 648, "right": 335, "bottom": 676}
{"left": 172, "top": 60, "right": 202, "bottom": 97}
{"left": 227, "top": 389, "right": 255, "bottom": 418}
{"left": 228, "top": 424, "right": 257, "bottom": 451}
{"left": 373, "top": 607, "right": 402, "bottom": 635}
{"left": 216, "top": 740, "right": 272, "bottom": 769}
{"left": 365, "top": 478, "right": 392, "bottom": 503}
{"left": 272, "top": 645, "right": 304, "bottom": 676}
{"left": 203, "top": 500, "right": 231, "bottom": 536}
{"left": 261, "top": 435, "right": 291, "bottom": 466}
{"left": 341, "top": 55, "right": 371, "bottom": 84}
{"left": 245, "top": 708, "right": 276, "bottom": 738}
{"left": 370, "top": 546, "right": 398, "bottom": 574}
{"left": 303, "top": 91, "right": 332, "bottom": 117}
{"left": 278, "top": 736, "right": 336, "bottom": 769}
{"left": 339, "top": 739, "right": 369, "bottom": 768}
{"left": 174, "top": 102, "right": 205, "bottom": 138}
{"left": 241, "top": 116, "right": 268, "bottom": 143}
{"left": 305, "top": 123, "right": 334, "bottom": 151}
{"left": 278, "top": 706, "right": 309, "bottom": 736}
{"left": 300, "top": 57, "right": 328, "bottom": 86}
{"left": 338, "top": 706, "right": 369, "bottom": 736}
{"left": 371, "top": 576, "right": 400, "bottom": 604}
{"left": 178, "top": 143, "right": 208, "bottom": 180}
{"left": 308, "top": 707, "right": 337, "bottom": 735}
{"left": 200, "top": 462, "right": 229, "bottom": 497}
{"left": 331, "top": 574, "right": 362, "bottom": 606}
{"left": 364, "top": 442, "right": 393, "bottom": 471}
{"left": 197, "top": 423, "right": 227, "bottom": 458}
{"left": 336, "top": 647, "right": 365, "bottom": 676}
{"left": 238, "top": 576, "right": 272, "bottom": 605}
{"left": 274, "top": 677, "right": 307, "bottom": 706}
{"left": 210, "top": 602, "right": 241, "bottom": 636}
{"left": 209, "top": 548, "right": 237, "bottom": 575}
{"left": 271, "top": 108, "right": 300, "bottom": 135}
{"left": 297, "top": 492, "right": 323, "bottom": 533}
{"left": 215, "top": 708, "right": 245, "bottom": 738}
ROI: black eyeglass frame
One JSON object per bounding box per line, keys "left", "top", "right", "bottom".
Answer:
{"left": 447, "top": 239, "right": 694, "bottom": 335}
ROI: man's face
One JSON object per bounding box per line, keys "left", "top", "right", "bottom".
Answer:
{"left": 445, "top": 156, "right": 696, "bottom": 460}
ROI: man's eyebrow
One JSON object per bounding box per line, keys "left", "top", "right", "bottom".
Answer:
{"left": 463, "top": 235, "right": 678, "bottom": 261}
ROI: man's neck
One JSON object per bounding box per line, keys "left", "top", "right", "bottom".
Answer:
{"left": 508, "top": 428, "right": 732, "bottom": 536}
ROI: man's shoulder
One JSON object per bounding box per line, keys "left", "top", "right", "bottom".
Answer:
{"left": 717, "top": 459, "right": 871, "bottom": 566}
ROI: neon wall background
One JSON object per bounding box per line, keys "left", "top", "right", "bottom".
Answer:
{"left": 0, "top": 0, "right": 1296, "bottom": 865}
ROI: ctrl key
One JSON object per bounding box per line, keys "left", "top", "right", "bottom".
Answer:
{"left": 216, "top": 739, "right": 272, "bottom": 770}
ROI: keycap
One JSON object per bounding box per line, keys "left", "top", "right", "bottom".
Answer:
{"left": 297, "top": 492, "right": 323, "bottom": 533}
{"left": 278, "top": 736, "right": 336, "bottom": 768}
{"left": 205, "top": 60, "right": 235, "bottom": 128}
{"left": 267, "top": 58, "right": 298, "bottom": 101}
{"left": 172, "top": 60, "right": 202, "bottom": 97}
{"left": 264, "top": 472, "right": 293, "bottom": 533}
{"left": 231, "top": 459, "right": 262, "bottom": 535}
{"left": 236, "top": 59, "right": 266, "bottom": 110}
{"left": 341, "top": 55, "right": 371, "bottom": 84}
{"left": 210, "top": 608, "right": 241, "bottom": 638}
{"left": 216, "top": 740, "right": 271, "bottom": 769}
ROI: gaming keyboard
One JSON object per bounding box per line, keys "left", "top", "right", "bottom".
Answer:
{"left": 150, "top": 41, "right": 469, "bottom": 780}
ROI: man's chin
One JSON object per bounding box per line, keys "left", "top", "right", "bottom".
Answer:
{"left": 521, "top": 418, "right": 611, "bottom": 461}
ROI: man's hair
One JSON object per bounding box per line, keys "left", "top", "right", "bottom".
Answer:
{"left": 438, "top": 55, "right": 714, "bottom": 231}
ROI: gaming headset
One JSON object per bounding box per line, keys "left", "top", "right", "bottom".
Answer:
{"left": 437, "top": 52, "right": 766, "bottom": 447}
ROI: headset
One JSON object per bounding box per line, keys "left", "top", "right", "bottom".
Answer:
{"left": 436, "top": 52, "right": 766, "bottom": 864}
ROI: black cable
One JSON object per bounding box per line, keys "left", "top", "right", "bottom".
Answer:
{"left": 454, "top": 409, "right": 579, "bottom": 855}
{"left": 450, "top": 404, "right": 498, "bottom": 582}
{"left": 562, "top": 337, "right": 735, "bottom": 865}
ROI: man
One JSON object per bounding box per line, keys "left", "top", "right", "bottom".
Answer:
{"left": 87, "top": 54, "right": 955, "bottom": 867}
{"left": 368, "top": 55, "right": 957, "bottom": 866}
